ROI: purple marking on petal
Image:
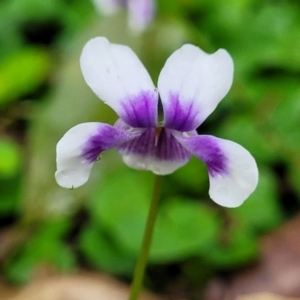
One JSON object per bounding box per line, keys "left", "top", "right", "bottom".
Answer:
{"left": 176, "top": 135, "right": 228, "bottom": 177}
{"left": 118, "top": 128, "right": 190, "bottom": 162}
{"left": 200, "top": 137, "right": 228, "bottom": 177}
{"left": 164, "top": 93, "right": 200, "bottom": 132}
{"left": 81, "top": 124, "right": 140, "bottom": 162}
{"left": 120, "top": 90, "right": 158, "bottom": 128}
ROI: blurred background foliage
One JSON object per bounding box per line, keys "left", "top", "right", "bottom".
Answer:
{"left": 0, "top": 0, "right": 300, "bottom": 298}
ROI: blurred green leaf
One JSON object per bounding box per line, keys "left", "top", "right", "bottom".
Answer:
{"left": 89, "top": 165, "right": 151, "bottom": 253}
{"left": 150, "top": 197, "right": 220, "bottom": 262}
{"left": 232, "top": 168, "right": 284, "bottom": 233}
{"left": 79, "top": 222, "right": 135, "bottom": 275}
{"left": 7, "top": 0, "right": 63, "bottom": 20}
{"left": 208, "top": 222, "right": 258, "bottom": 268}
{"left": 0, "top": 139, "right": 21, "bottom": 178}
{"left": 0, "top": 48, "right": 51, "bottom": 106}
{"left": 0, "top": 138, "right": 22, "bottom": 215}
{"left": 288, "top": 157, "right": 300, "bottom": 201}
{"left": 0, "top": 176, "right": 21, "bottom": 215}
{"left": 170, "top": 156, "right": 208, "bottom": 195}
{"left": 4, "top": 253, "right": 35, "bottom": 284}
{"left": 267, "top": 84, "right": 300, "bottom": 153}
{"left": 89, "top": 166, "right": 220, "bottom": 264}
{"left": 4, "top": 218, "right": 75, "bottom": 283}
{"left": 216, "top": 115, "right": 278, "bottom": 163}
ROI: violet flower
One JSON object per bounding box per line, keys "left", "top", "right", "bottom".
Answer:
{"left": 55, "top": 37, "right": 258, "bottom": 208}
{"left": 92, "top": 0, "right": 155, "bottom": 32}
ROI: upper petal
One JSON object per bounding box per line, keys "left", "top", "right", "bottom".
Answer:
{"left": 127, "top": 0, "right": 155, "bottom": 32}
{"left": 55, "top": 122, "right": 140, "bottom": 189}
{"left": 158, "top": 44, "right": 234, "bottom": 131}
{"left": 80, "top": 37, "right": 158, "bottom": 127}
{"left": 176, "top": 135, "right": 258, "bottom": 207}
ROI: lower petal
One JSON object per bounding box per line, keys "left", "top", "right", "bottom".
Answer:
{"left": 55, "top": 122, "right": 139, "bottom": 188}
{"left": 176, "top": 134, "right": 258, "bottom": 207}
{"left": 118, "top": 128, "right": 191, "bottom": 175}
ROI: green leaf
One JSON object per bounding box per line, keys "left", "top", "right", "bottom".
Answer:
{"left": 232, "top": 168, "right": 284, "bottom": 233}
{"left": 79, "top": 223, "right": 135, "bottom": 275}
{"left": 90, "top": 168, "right": 220, "bottom": 263}
{"left": 4, "top": 253, "right": 35, "bottom": 283}
{"left": 0, "top": 175, "right": 21, "bottom": 215}
{"left": 288, "top": 157, "right": 300, "bottom": 200}
{"left": 216, "top": 115, "right": 278, "bottom": 163}
{"left": 170, "top": 157, "right": 208, "bottom": 195}
{"left": 89, "top": 166, "right": 151, "bottom": 255}
{"left": 0, "top": 138, "right": 22, "bottom": 215}
{"left": 0, "top": 48, "right": 51, "bottom": 106}
{"left": 0, "top": 139, "right": 21, "bottom": 178}
{"left": 267, "top": 85, "right": 300, "bottom": 153}
{"left": 4, "top": 218, "right": 75, "bottom": 283}
{"left": 7, "top": 0, "right": 63, "bottom": 20}
{"left": 208, "top": 222, "right": 258, "bottom": 268}
{"left": 150, "top": 197, "right": 220, "bottom": 262}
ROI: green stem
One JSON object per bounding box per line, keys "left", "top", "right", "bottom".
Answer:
{"left": 128, "top": 175, "right": 163, "bottom": 300}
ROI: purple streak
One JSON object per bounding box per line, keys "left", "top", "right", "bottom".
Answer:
{"left": 81, "top": 124, "right": 139, "bottom": 162}
{"left": 177, "top": 135, "right": 229, "bottom": 177}
{"left": 120, "top": 90, "right": 158, "bottom": 128}
{"left": 164, "top": 93, "right": 200, "bottom": 132}
{"left": 118, "top": 128, "right": 190, "bottom": 162}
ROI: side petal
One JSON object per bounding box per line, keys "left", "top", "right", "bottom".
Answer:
{"left": 55, "top": 122, "right": 140, "bottom": 189}
{"left": 118, "top": 128, "right": 191, "bottom": 175}
{"left": 158, "top": 44, "right": 234, "bottom": 131}
{"left": 127, "top": 0, "right": 155, "bottom": 32}
{"left": 80, "top": 37, "right": 158, "bottom": 127}
{"left": 176, "top": 135, "right": 258, "bottom": 207}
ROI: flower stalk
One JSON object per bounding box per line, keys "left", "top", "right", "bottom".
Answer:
{"left": 128, "top": 175, "right": 163, "bottom": 300}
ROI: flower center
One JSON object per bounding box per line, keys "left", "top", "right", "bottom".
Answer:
{"left": 154, "top": 127, "right": 163, "bottom": 146}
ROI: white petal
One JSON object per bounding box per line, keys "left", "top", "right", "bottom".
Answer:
{"left": 55, "top": 122, "right": 138, "bottom": 189}
{"left": 158, "top": 44, "right": 234, "bottom": 131}
{"left": 122, "top": 154, "right": 187, "bottom": 175}
{"left": 80, "top": 37, "right": 158, "bottom": 127}
{"left": 176, "top": 135, "right": 258, "bottom": 207}
{"left": 127, "top": 0, "right": 155, "bottom": 32}
{"left": 208, "top": 139, "right": 258, "bottom": 207}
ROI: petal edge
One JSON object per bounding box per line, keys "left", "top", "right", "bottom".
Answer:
{"left": 158, "top": 45, "right": 234, "bottom": 131}
{"left": 55, "top": 122, "right": 139, "bottom": 188}
{"left": 176, "top": 134, "right": 258, "bottom": 207}
{"left": 80, "top": 37, "right": 158, "bottom": 127}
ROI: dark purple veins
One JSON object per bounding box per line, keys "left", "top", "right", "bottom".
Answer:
{"left": 119, "top": 128, "right": 190, "bottom": 162}
{"left": 164, "top": 93, "right": 199, "bottom": 132}
{"left": 81, "top": 125, "right": 134, "bottom": 162}
{"left": 196, "top": 136, "right": 228, "bottom": 177}
{"left": 120, "top": 90, "right": 158, "bottom": 128}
